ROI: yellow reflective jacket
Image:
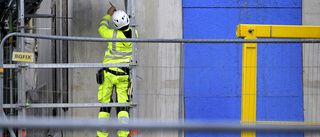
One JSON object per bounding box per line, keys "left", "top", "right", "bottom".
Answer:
{"left": 98, "top": 14, "right": 138, "bottom": 64}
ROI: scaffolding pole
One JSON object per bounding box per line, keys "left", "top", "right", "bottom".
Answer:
{"left": 0, "top": 44, "right": 3, "bottom": 137}
{"left": 1, "top": 118, "right": 320, "bottom": 132}
{"left": 2, "top": 33, "right": 320, "bottom": 44}
{"left": 178, "top": 43, "right": 185, "bottom": 137}
{"left": 9, "top": 8, "right": 14, "bottom": 117}
{"left": 130, "top": 0, "right": 138, "bottom": 136}
{"left": 3, "top": 63, "right": 130, "bottom": 69}
{"left": 18, "top": 1, "right": 26, "bottom": 136}
{"left": 3, "top": 103, "right": 136, "bottom": 108}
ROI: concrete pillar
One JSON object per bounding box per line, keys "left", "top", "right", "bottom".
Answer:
{"left": 302, "top": 1, "right": 320, "bottom": 137}
{"left": 135, "top": 0, "right": 182, "bottom": 137}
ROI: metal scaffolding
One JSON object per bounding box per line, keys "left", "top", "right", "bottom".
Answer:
{"left": 0, "top": 0, "right": 139, "bottom": 136}
{"left": 1, "top": 33, "right": 320, "bottom": 137}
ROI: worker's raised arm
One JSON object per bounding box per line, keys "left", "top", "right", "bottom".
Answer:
{"left": 107, "top": 6, "right": 116, "bottom": 15}
{"left": 98, "top": 6, "right": 116, "bottom": 38}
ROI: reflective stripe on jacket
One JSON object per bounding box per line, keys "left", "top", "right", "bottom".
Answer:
{"left": 98, "top": 14, "right": 138, "bottom": 64}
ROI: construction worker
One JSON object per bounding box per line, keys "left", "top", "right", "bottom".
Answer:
{"left": 97, "top": 5, "right": 137, "bottom": 137}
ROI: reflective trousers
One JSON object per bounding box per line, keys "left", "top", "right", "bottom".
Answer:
{"left": 97, "top": 69, "right": 130, "bottom": 137}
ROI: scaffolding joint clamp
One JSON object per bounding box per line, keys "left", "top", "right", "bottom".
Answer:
{"left": 129, "top": 102, "right": 138, "bottom": 107}
{"left": 129, "top": 61, "right": 138, "bottom": 66}
{"left": 26, "top": 103, "right": 30, "bottom": 109}
{"left": 18, "top": 103, "right": 30, "bottom": 109}
{"left": 18, "top": 64, "right": 29, "bottom": 69}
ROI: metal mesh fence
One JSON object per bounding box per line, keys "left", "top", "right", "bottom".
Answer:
{"left": 1, "top": 34, "right": 320, "bottom": 137}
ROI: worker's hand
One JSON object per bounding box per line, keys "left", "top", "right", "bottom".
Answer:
{"left": 107, "top": 6, "right": 116, "bottom": 15}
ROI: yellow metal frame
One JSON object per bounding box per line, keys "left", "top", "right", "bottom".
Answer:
{"left": 237, "top": 24, "right": 320, "bottom": 137}
{"left": 237, "top": 24, "right": 320, "bottom": 38}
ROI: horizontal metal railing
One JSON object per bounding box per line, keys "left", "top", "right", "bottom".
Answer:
{"left": 0, "top": 117, "right": 320, "bottom": 132}
{"left": 3, "top": 103, "right": 136, "bottom": 108}
{"left": 3, "top": 63, "right": 130, "bottom": 69}
{"left": 2, "top": 33, "right": 320, "bottom": 44}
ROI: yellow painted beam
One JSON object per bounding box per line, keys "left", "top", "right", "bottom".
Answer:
{"left": 236, "top": 24, "right": 320, "bottom": 38}
{"left": 241, "top": 30, "right": 257, "bottom": 137}
{"left": 237, "top": 25, "right": 270, "bottom": 38}
{"left": 241, "top": 131, "right": 255, "bottom": 137}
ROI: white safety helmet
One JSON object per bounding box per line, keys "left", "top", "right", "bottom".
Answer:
{"left": 112, "top": 10, "right": 130, "bottom": 29}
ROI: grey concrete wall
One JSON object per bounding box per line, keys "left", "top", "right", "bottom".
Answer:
{"left": 302, "top": 1, "right": 320, "bottom": 137}
{"left": 34, "top": 0, "right": 52, "bottom": 90}
{"left": 69, "top": 0, "right": 112, "bottom": 136}
{"left": 30, "top": 1, "right": 54, "bottom": 136}
{"left": 69, "top": 0, "right": 182, "bottom": 137}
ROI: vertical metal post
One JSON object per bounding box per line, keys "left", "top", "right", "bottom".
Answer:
{"left": 178, "top": 43, "right": 185, "bottom": 137}
{"left": 124, "top": 0, "right": 128, "bottom": 14}
{"left": 130, "top": 0, "right": 137, "bottom": 136}
{"left": 126, "top": 0, "right": 131, "bottom": 17}
{"left": 0, "top": 29, "right": 4, "bottom": 137}
{"left": 18, "top": 0, "right": 26, "bottom": 136}
{"left": 19, "top": 0, "right": 25, "bottom": 50}
{"left": 59, "top": 0, "right": 63, "bottom": 117}
{"left": 9, "top": 9, "right": 14, "bottom": 116}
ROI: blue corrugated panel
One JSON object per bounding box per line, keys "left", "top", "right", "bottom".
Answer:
{"left": 183, "top": 1, "right": 302, "bottom": 137}
{"left": 257, "top": 43, "right": 303, "bottom": 121}
{"left": 256, "top": 43, "right": 303, "bottom": 137}
{"left": 183, "top": 0, "right": 301, "bottom": 8}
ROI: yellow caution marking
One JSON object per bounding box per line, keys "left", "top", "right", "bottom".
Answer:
{"left": 0, "top": 69, "right": 3, "bottom": 73}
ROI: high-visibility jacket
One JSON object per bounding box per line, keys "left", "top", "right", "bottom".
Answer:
{"left": 98, "top": 14, "right": 138, "bottom": 64}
